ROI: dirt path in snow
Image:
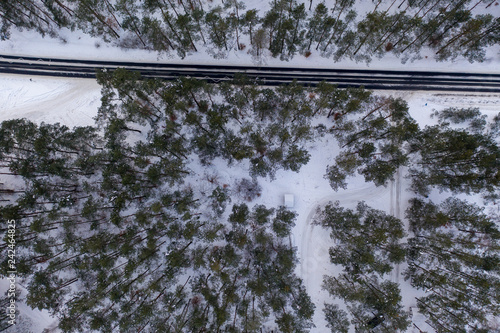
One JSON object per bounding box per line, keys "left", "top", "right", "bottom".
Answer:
{"left": 299, "top": 171, "right": 417, "bottom": 331}
{"left": 391, "top": 167, "right": 403, "bottom": 283}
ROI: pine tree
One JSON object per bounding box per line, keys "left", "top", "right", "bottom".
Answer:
{"left": 0, "top": 0, "right": 69, "bottom": 39}
{"left": 70, "top": 0, "right": 121, "bottom": 41}
{"left": 285, "top": 2, "right": 307, "bottom": 58}
{"left": 346, "top": 11, "right": 392, "bottom": 62}
{"left": 242, "top": 9, "right": 260, "bottom": 45}
{"left": 405, "top": 197, "right": 500, "bottom": 332}
{"left": 205, "top": 6, "right": 231, "bottom": 53}
{"left": 323, "top": 303, "right": 349, "bottom": 333}
{"left": 262, "top": 0, "right": 285, "bottom": 55}
{"left": 315, "top": 201, "right": 406, "bottom": 276}
{"left": 303, "top": 3, "right": 335, "bottom": 53}
{"left": 225, "top": 0, "right": 246, "bottom": 50}
{"left": 434, "top": 14, "right": 500, "bottom": 62}
{"left": 325, "top": 95, "right": 418, "bottom": 189}
{"left": 409, "top": 123, "right": 499, "bottom": 196}
{"left": 323, "top": 273, "right": 411, "bottom": 332}
{"left": 321, "top": 0, "right": 356, "bottom": 53}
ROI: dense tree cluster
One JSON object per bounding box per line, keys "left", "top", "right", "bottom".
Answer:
{"left": 0, "top": 73, "right": 327, "bottom": 332}
{"left": 2, "top": 0, "right": 499, "bottom": 62}
{"left": 324, "top": 104, "right": 499, "bottom": 201}
{"left": 315, "top": 201, "right": 406, "bottom": 276}
{"left": 315, "top": 201, "right": 410, "bottom": 332}
{"left": 316, "top": 104, "right": 499, "bottom": 332}
{"left": 1, "top": 70, "right": 428, "bottom": 332}
{"left": 409, "top": 106, "right": 500, "bottom": 200}
{"left": 323, "top": 91, "right": 419, "bottom": 190}
{"left": 400, "top": 106, "right": 500, "bottom": 332}
{"left": 405, "top": 198, "right": 500, "bottom": 332}
{"left": 0, "top": 71, "right": 385, "bottom": 332}
{"left": 0, "top": 69, "right": 498, "bottom": 332}
{"left": 95, "top": 70, "right": 320, "bottom": 179}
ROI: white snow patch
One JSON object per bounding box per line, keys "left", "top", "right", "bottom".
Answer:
{"left": 0, "top": 278, "right": 60, "bottom": 333}
{"left": 0, "top": 74, "right": 101, "bottom": 126}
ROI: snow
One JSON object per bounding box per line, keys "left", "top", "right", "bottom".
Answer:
{"left": 0, "top": 279, "right": 60, "bottom": 333}
{"left": 0, "top": 7, "right": 498, "bottom": 333}
{"left": 0, "top": 73, "right": 498, "bottom": 332}
{"left": 2, "top": 0, "right": 500, "bottom": 323}
{"left": 0, "top": 74, "right": 101, "bottom": 126}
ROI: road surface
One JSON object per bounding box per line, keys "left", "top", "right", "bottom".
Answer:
{"left": 1, "top": 54, "right": 500, "bottom": 92}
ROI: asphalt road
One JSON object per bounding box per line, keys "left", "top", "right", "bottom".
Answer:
{"left": 1, "top": 54, "right": 500, "bottom": 92}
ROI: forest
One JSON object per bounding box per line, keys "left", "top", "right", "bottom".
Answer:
{"left": 0, "top": 0, "right": 499, "bottom": 332}
{"left": 1, "top": 0, "right": 499, "bottom": 63}
{"left": 0, "top": 70, "right": 498, "bottom": 332}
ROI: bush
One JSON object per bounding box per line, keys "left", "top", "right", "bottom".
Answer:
{"left": 235, "top": 178, "right": 262, "bottom": 201}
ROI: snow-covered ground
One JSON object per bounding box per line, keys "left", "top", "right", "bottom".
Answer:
{"left": 0, "top": 74, "right": 100, "bottom": 127}
{"left": 1, "top": 74, "right": 498, "bottom": 332}
{"left": 1, "top": 1, "right": 499, "bottom": 330}
{"left": 3, "top": 27, "right": 500, "bottom": 74}
{"left": 0, "top": 279, "right": 59, "bottom": 333}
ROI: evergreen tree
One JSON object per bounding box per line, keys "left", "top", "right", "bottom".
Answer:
{"left": 434, "top": 14, "right": 499, "bottom": 62}
{"left": 263, "top": 0, "right": 307, "bottom": 59}
{"left": 205, "top": 6, "right": 231, "bottom": 54}
{"left": 321, "top": 0, "right": 356, "bottom": 54}
{"left": 323, "top": 303, "right": 349, "bottom": 333}
{"left": 0, "top": 0, "right": 70, "bottom": 39}
{"left": 405, "top": 197, "right": 500, "bottom": 332}
{"left": 69, "top": 0, "right": 121, "bottom": 41}
{"left": 242, "top": 9, "right": 260, "bottom": 46}
{"left": 431, "top": 107, "right": 487, "bottom": 134}
{"left": 225, "top": 0, "right": 246, "bottom": 50}
{"left": 116, "top": 0, "right": 146, "bottom": 49}
{"left": 315, "top": 201, "right": 406, "bottom": 276}
{"left": 325, "top": 95, "right": 418, "bottom": 189}
{"left": 409, "top": 123, "right": 499, "bottom": 196}
{"left": 323, "top": 273, "right": 410, "bottom": 332}
{"left": 340, "top": 10, "right": 392, "bottom": 62}
{"left": 303, "top": 3, "right": 335, "bottom": 53}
